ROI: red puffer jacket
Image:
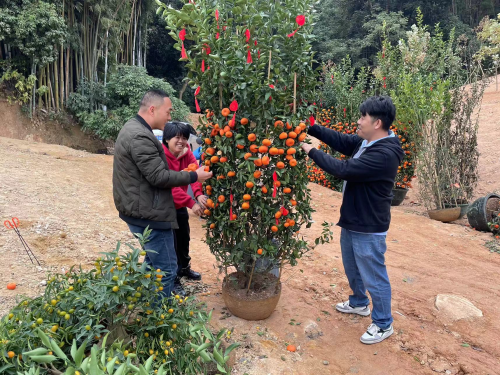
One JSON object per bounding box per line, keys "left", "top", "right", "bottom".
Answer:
{"left": 162, "top": 144, "right": 203, "bottom": 209}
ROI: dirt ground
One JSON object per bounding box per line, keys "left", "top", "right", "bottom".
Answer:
{"left": 1, "top": 80, "right": 500, "bottom": 374}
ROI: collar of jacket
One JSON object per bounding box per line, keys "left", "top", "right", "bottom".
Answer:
{"left": 135, "top": 114, "right": 153, "bottom": 133}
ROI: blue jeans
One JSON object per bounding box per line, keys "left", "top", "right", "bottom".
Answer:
{"left": 127, "top": 224, "right": 178, "bottom": 298}
{"left": 340, "top": 228, "right": 393, "bottom": 329}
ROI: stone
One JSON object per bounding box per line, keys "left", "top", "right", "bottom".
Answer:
{"left": 435, "top": 295, "right": 483, "bottom": 321}
{"left": 430, "top": 359, "right": 449, "bottom": 373}
{"left": 304, "top": 321, "right": 323, "bottom": 339}
{"left": 40, "top": 280, "right": 47, "bottom": 286}
{"left": 323, "top": 361, "right": 329, "bottom": 365}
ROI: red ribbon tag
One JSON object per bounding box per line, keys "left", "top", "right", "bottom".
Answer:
{"left": 230, "top": 193, "right": 234, "bottom": 220}
{"left": 201, "top": 59, "right": 205, "bottom": 72}
{"left": 287, "top": 15, "right": 305, "bottom": 38}
{"left": 272, "top": 171, "right": 278, "bottom": 198}
{"left": 179, "top": 29, "right": 187, "bottom": 59}
{"left": 194, "top": 87, "right": 201, "bottom": 112}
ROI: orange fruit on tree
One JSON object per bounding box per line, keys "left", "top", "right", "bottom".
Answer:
{"left": 232, "top": 214, "right": 237, "bottom": 220}
{"left": 7, "top": 351, "right": 15, "bottom": 359}
{"left": 224, "top": 125, "right": 230, "bottom": 133}
{"left": 236, "top": 144, "right": 245, "bottom": 149}
{"left": 275, "top": 211, "right": 282, "bottom": 219}
{"left": 290, "top": 199, "right": 297, "bottom": 206}
{"left": 279, "top": 132, "right": 288, "bottom": 140}
{"left": 286, "top": 122, "right": 293, "bottom": 130}
{"left": 286, "top": 155, "right": 294, "bottom": 161}
{"left": 218, "top": 195, "right": 225, "bottom": 203}
{"left": 277, "top": 161, "right": 285, "bottom": 169}
{"left": 219, "top": 129, "right": 225, "bottom": 136}
{"left": 284, "top": 222, "right": 290, "bottom": 228}
{"left": 288, "top": 131, "right": 297, "bottom": 139}
{"left": 242, "top": 202, "right": 250, "bottom": 210}
{"left": 298, "top": 133, "right": 307, "bottom": 142}
{"left": 257, "top": 249, "right": 263, "bottom": 255}
{"left": 204, "top": 209, "right": 211, "bottom": 216}
{"left": 286, "top": 345, "right": 296, "bottom": 352}
{"left": 248, "top": 133, "right": 257, "bottom": 142}
{"left": 294, "top": 126, "right": 302, "bottom": 134}
{"left": 289, "top": 220, "right": 296, "bottom": 226}
{"left": 206, "top": 199, "right": 214, "bottom": 208}
{"left": 254, "top": 159, "right": 263, "bottom": 167}
{"left": 299, "top": 122, "right": 306, "bottom": 130}
{"left": 262, "top": 186, "right": 268, "bottom": 194}
{"left": 206, "top": 148, "right": 215, "bottom": 155}
{"left": 225, "top": 131, "right": 233, "bottom": 138}
{"left": 259, "top": 146, "right": 268, "bottom": 153}
{"left": 287, "top": 148, "right": 296, "bottom": 155}
{"left": 243, "top": 194, "right": 251, "bottom": 201}
{"left": 274, "top": 180, "right": 281, "bottom": 187}
{"left": 221, "top": 108, "right": 230, "bottom": 117}
{"left": 228, "top": 120, "right": 235, "bottom": 127}
{"left": 290, "top": 159, "right": 297, "bottom": 167}
{"left": 211, "top": 156, "right": 219, "bottom": 163}
{"left": 278, "top": 148, "right": 285, "bottom": 155}
{"left": 269, "top": 147, "right": 279, "bottom": 156}
{"left": 241, "top": 118, "right": 249, "bottom": 125}
{"left": 271, "top": 226, "right": 278, "bottom": 232}
{"left": 205, "top": 138, "right": 212, "bottom": 145}
{"left": 220, "top": 156, "right": 228, "bottom": 163}
{"left": 262, "top": 139, "right": 272, "bottom": 146}
{"left": 214, "top": 124, "right": 220, "bottom": 130}
{"left": 244, "top": 153, "right": 252, "bottom": 160}
{"left": 283, "top": 188, "right": 292, "bottom": 194}
{"left": 246, "top": 181, "right": 254, "bottom": 188}
{"left": 204, "top": 167, "right": 210, "bottom": 172}
{"left": 210, "top": 223, "right": 216, "bottom": 229}
{"left": 274, "top": 120, "right": 284, "bottom": 128}
{"left": 254, "top": 171, "right": 262, "bottom": 178}
{"left": 286, "top": 138, "right": 295, "bottom": 147}
{"left": 262, "top": 156, "right": 270, "bottom": 165}
{"left": 250, "top": 144, "right": 259, "bottom": 153}
{"left": 227, "top": 171, "right": 236, "bottom": 177}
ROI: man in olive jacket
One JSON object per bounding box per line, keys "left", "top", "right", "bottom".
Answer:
{"left": 113, "top": 89, "right": 212, "bottom": 298}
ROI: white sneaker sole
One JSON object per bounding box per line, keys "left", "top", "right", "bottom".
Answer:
{"left": 360, "top": 327, "right": 394, "bottom": 345}
{"left": 335, "top": 305, "right": 371, "bottom": 317}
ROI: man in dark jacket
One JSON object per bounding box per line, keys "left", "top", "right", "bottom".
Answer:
{"left": 113, "top": 89, "right": 212, "bottom": 298}
{"left": 302, "top": 96, "right": 404, "bottom": 345}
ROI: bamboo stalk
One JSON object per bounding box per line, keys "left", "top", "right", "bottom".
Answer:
{"left": 267, "top": 50, "right": 272, "bottom": 80}
{"left": 246, "top": 259, "right": 257, "bottom": 294}
{"left": 293, "top": 72, "right": 297, "bottom": 114}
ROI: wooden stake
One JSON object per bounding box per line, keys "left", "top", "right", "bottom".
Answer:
{"left": 267, "top": 50, "right": 272, "bottom": 81}
{"left": 219, "top": 84, "right": 223, "bottom": 110}
{"left": 246, "top": 259, "right": 257, "bottom": 294}
{"left": 293, "top": 73, "right": 297, "bottom": 114}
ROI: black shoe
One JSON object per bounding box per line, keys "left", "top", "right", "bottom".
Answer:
{"left": 179, "top": 267, "right": 202, "bottom": 281}
{"left": 173, "top": 279, "right": 186, "bottom": 297}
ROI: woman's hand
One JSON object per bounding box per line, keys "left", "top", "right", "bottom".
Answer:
{"left": 192, "top": 203, "right": 204, "bottom": 216}
{"left": 196, "top": 195, "right": 208, "bottom": 209}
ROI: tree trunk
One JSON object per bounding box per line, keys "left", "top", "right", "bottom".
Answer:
{"left": 179, "top": 80, "right": 188, "bottom": 100}
{"left": 54, "top": 58, "right": 60, "bottom": 110}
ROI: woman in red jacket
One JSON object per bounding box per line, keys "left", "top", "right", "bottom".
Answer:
{"left": 162, "top": 122, "right": 208, "bottom": 294}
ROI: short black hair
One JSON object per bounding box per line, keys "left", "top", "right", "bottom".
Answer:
{"left": 359, "top": 96, "right": 396, "bottom": 131}
{"left": 140, "top": 89, "right": 169, "bottom": 108}
{"left": 162, "top": 122, "right": 191, "bottom": 143}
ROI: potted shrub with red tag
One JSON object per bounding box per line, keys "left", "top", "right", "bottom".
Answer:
{"left": 159, "top": 0, "right": 332, "bottom": 320}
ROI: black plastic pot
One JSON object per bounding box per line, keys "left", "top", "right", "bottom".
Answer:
{"left": 391, "top": 188, "right": 409, "bottom": 206}
{"left": 467, "top": 193, "right": 500, "bottom": 232}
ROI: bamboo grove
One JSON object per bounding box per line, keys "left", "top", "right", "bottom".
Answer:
{"left": 0, "top": 0, "right": 156, "bottom": 115}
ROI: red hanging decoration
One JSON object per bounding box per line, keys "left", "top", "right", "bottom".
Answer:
{"left": 258, "top": 50, "right": 261, "bottom": 59}
{"left": 194, "top": 86, "right": 201, "bottom": 113}
{"left": 229, "top": 100, "right": 238, "bottom": 125}
{"left": 201, "top": 59, "right": 205, "bottom": 72}
{"left": 216, "top": 32, "right": 220, "bottom": 40}
{"left": 280, "top": 207, "right": 289, "bottom": 216}
{"left": 308, "top": 115, "right": 315, "bottom": 126}
{"left": 247, "top": 49, "right": 253, "bottom": 64}
{"left": 230, "top": 193, "right": 234, "bottom": 220}
{"left": 245, "top": 29, "right": 251, "bottom": 43}
{"left": 287, "top": 15, "right": 306, "bottom": 38}
{"left": 179, "top": 29, "right": 187, "bottom": 59}
{"left": 272, "top": 171, "right": 278, "bottom": 198}
{"left": 269, "top": 84, "right": 275, "bottom": 89}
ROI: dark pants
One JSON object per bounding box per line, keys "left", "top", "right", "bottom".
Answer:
{"left": 174, "top": 208, "right": 191, "bottom": 274}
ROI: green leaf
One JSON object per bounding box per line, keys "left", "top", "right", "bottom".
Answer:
{"left": 29, "top": 355, "right": 58, "bottom": 364}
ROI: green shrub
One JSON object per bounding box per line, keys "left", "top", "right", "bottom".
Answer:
{"left": 68, "top": 65, "right": 191, "bottom": 141}
{"left": 0, "top": 230, "right": 237, "bottom": 374}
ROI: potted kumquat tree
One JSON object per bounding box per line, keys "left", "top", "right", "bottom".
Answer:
{"left": 158, "top": 0, "right": 332, "bottom": 320}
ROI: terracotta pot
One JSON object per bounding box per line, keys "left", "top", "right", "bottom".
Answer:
{"left": 428, "top": 207, "right": 461, "bottom": 223}
{"left": 222, "top": 273, "right": 281, "bottom": 321}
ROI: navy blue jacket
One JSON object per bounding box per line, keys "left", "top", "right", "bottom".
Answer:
{"left": 308, "top": 124, "right": 404, "bottom": 233}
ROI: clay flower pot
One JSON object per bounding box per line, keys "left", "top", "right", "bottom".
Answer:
{"left": 428, "top": 207, "right": 461, "bottom": 223}
{"left": 222, "top": 272, "right": 281, "bottom": 321}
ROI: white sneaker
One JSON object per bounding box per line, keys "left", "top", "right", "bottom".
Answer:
{"left": 360, "top": 324, "right": 394, "bottom": 345}
{"left": 335, "top": 301, "right": 371, "bottom": 317}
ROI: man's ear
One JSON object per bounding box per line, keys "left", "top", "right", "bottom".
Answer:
{"left": 374, "top": 118, "right": 383, "bottom": 130}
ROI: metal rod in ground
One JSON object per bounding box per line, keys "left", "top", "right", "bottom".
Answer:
{"left": 13, "top": 228, "right": 34, "bottom": 264}
{"left": 14, "top": 227, "right": 41, "bottom": 266}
